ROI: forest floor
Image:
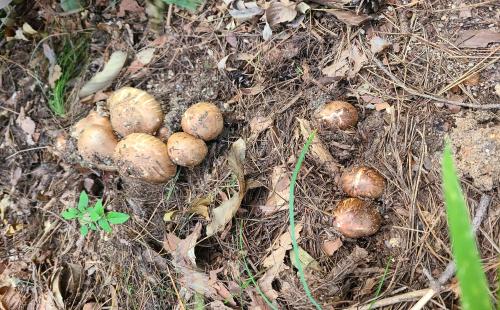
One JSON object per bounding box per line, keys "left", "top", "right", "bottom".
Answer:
{"left": 0, "top": 0, "right": 499, "bottom": 309}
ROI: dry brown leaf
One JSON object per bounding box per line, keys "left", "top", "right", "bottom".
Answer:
{"left": 117, "top": 0, "right": 144, "bottom": 17}
{"left": 349, "top": 44, "right": 368, "bottom": 78}
{"left": 247, "top": 287, "right": 273, "bottom": 310}
{"left": 126, "top": 48, "right": 155, "bottom": 75}
{"left": 495, "top": 83, "right": 500, "bottom": 97}
{"left": 297, "top": 118, "right": 339, "bottom": 175}
{"left": 16, "top": 107, "right": 36, "bottom": 146}
{"left": 206, "top": 139, "right": 246, "bottom": 236}
{"left": 258, "top": 224, "right": 302, "bottom": 300}
{"left": 207, "top": 300, "right": 233, "bottom": 310}
{"left": 163, "top": 233, "right": 181, "bottom": 252}
{"left": 249, "top": 116, "right": 273, "bottom": 141}
{"left": 266, "top": 1, "right": 297, "bottom": 26}
{"left": 321, "top": 48, "right": 349, "bottom": 78}
{"left": 82, "top": 302, "right": 98, "bottom": 310}
{"left": 260, "top": 165, "right": 290, "bottom": 215}
{"left": 324, "top": 9, "right": 371, "bottom": 26}
{"left": 322, "top": 238, "right": 343, "bottom": 256}
{"left": 360, "top": 94, "right": 384, "bottom": 105}
{"left": 358, "top": 277, "right": 378, "bottom": 296}
{"left": 463, "top": 73, "right": 480, "bottom": 86}
{"left": 370, "top": 36, "right": 391, "bottom": 54}
{"left": 240, "top": 84, "right": 265, "bottom": 95}
{"left": 455, "top": 30, "right": 500, "bottom": 48}
{"left": 0, "top": 286, "right": 24, "bottom": 310}
{"left": 374, "top": 102, "right": 391, "bottom": 111}
{"left": 38, "top": 292, "right": 58, "bottom": 310}
{"left": 229, "top": 2, "right": 264, "bottom": 22}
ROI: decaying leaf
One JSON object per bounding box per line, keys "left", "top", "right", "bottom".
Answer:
{"left": 349, "top": 44, "right": 368, "bottom": 78}
{"left": 289, "top": 246, "right": 320, "bottom": 272}
{"left": 370, "top": 36, "right": 391, "bottom": 54}
{"left": 229, "top": 1, "right": 264, "bottom": 22}
{"left": 322, "top": 238, "right": 342, "bottom": 256}
{"left": 322, "top": 43, "right": 367, "bottom": 79}
{"left": 206, "top": 139, "right": 246, "bottom": 236}
{"left": 126, "top": 48, "right": 156, "bottom": 75}
{"left": 324, "top": 9, "right": 371, "bottom": 26}
{"left": 260, "top": 165, "right": 290, "bottom": 215}
{"left": 297, "top": 118, "right": 339, "bottom": 175}
{"left": 79, "top": 51, "right": 127, "bottom": 98}
{"left": 249, "top": 115, "right": 273, "bottom": 141}
{"left": 22, "top": 22, "right": 37, "bottom": 35}
{"left": 263, "top": 22, "right": 273, "bottom": 41}
{"left": 117, "top": 0, "right": 144, "bottom": 17}
{"left": 266, "top": 1, "right": 297, "bottom": 26}
{"left": 0, "top": 286, "right": 24, "bottom": 310}
{"left": 258, "top": 224, "right": 302, "bottom": 300}
{"left": 16, "top": 107, "right": 36, "bottom": 146}
{"left": 455, "top": 30, "right": 500, "bottom": 48}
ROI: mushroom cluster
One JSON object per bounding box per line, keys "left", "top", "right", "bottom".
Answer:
{"left": 315, "top": 101, "right": 386, "bottom": 238}
{"left": 73, "top": 87, "right": 223, "bottom": 183}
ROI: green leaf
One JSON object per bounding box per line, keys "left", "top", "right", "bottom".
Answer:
{"left": 80, "top": 225, "right": 89, "bottom": 236}
{"left": 61, "top": 208, "right": 79, "bottom": 220}
{"left": 442, "top": 142, "right": 492, "bottom": 310}
{"left": 87, "top": 207, "right": 101, "bottom": 222}
{"left": 89, "top": 222, "right": 98, "bottom": 231}
{"left": 94, "top": 199, "right": 104, "bottom": 216}
{"left": 106, "top": 212, "right": 130, "bottom": 224}
{"left": 163, "top": 0, "right": 202, "bottom": 11}
{"left": 60, "top": 0, "right": 82, "bottom": 12}
{"left": 98, "top": 218, "right": 112, "bottom": 233}
{"left": 78, "top": 191, "right": 89, "bottom": 212}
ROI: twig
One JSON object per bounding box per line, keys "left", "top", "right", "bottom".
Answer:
{"left": 409, "top": 194, "right": 492, "bottom": 310}
{"left": 166, "top": 4, "right": 173, "bottom": 29}
{"left": 368, "top": 54, "right": 500, "bottom": 109}
{"left": 6, "top": 146, "right": 48, "bottom": 159}
{"left": 347, "top": 288, "right": 437, "bottom": 310}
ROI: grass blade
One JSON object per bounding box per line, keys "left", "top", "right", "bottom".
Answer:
{"left": 289, "top": 130, "right": 322, "bottom": 310}
{"left": 442, "top": 142, "right": 492, "bottom": 310}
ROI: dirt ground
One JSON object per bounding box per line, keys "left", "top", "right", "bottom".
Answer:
{"left": 1, "top": 0, "right": 499, "bottom": 309}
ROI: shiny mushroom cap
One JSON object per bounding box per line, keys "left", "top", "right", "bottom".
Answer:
{"left": 316, "top": 101, "right": 359, "bottom": 130}
{"left": 340, "top": 166, "right": 386, "bottom": 199}
{"left": 333, "top": 198, "right": 382, "bottom": 238}
{"left": 77, "top": 125, "right": 118, "bottom": 165}
{"left": 167, "top": 132, "right": 208, "bottom": 167}
{"left": 181, "top": 102, "right": 223, "bottom": 141}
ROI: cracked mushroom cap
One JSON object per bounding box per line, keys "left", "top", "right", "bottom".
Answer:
{"left": 181, "top": 102, "right": 223, "bottom": 141}
{"left": 316, "top": 101, "right": 359, "bottom": 130}
{"left": 333, "top": 198, "right": 382, "bottom": 238}
{"left": 167, "top": 132, "right": 208, "bottom": 167}
{"left": 108, "top": 87, "right": 164, "bottom": 137}
{"left": 114, "top": 133, "right": 177, "bottom": 183}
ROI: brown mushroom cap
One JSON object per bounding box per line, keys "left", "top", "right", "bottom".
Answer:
{"left": 114, "top": 133, "right": 176, "bottom": 183}
{"left": 167, "top": 132, "right": 208, "bottom": 167}
{"left": 315, "top": 101, "right": 358, "bottom": 130}
{"left": 181, "top": 102, "right": 223, "bottom": 141}
{"left": 77, "top": 125, "right": 118, "bottom": 164}
{"left": 72, "top": 110, "right": 112, "bottom": 139}
{"left": 108, "top": 87, "right": 164, "bottom": 137}
{"left": 333, "top": 198, "right": 381, "bottom": 238}
{"left": 340, "top": 166, "right": 385, "bottom": 199}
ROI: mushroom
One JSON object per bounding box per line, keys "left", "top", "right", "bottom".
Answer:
{"left": 114, "top": 133, "right": 176, "bottom": 183}
{"left": 181, "top": 102, "right": 223, "bottom": 141}
{"left": 72, "top": 110, "right": 112, "bottom": 139}
{"left": 167, "top": 132, "right": 208, "bottom": 167}
{"left": 108, "top": 87, "right": 163, "bottom": 137}
{"left": 333, "top": 198, "right": 382, "bottom": 238}
{"left": 77, "top": 125, "right": 118, "bottom": 165}
{"left": 340, "top": 166, "right": 385, "bottom": 199}
{"left": 315, "top": 101, "right": 358, "bottom": 130}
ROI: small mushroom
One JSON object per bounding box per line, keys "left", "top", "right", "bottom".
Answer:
{"left": 315, "top": 101, "right": 358, "bottom": 130}
{"left": 181, "top": 102, "right": 223, "bottom": 141}
{"left": 167, "top": 132, "right": 208, "bottom": 167}
{"left": 114, "top": 133, "right": 176, "bottom": 183}
{"left": 108, "top": 87, "right": 164, "bottom": 137}
{"left": 340, "top": 166, "right": 385, "bottom": 199}
{"left": 333, "top": 198, "right": 381, "bottom": 238}
{"left": 77, "top": 125, "right": 118, "bottom": 165}
{"left": 72, "top": 110, "right": 112, "bottom": 139}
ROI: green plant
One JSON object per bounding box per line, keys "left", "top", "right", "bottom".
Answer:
{"left": 368, "top": 256, "right": 392, "bottom": 310}
{"left": 61, "top": 191, "right": 129, "bottom": 236}
{"left": 442, "top": 142, "right": 492, "bottom": 310}
{"left": 162, "top": 0, "right": 202, "bottom": 11}
{"left": 48, "top": 36, "right": 88, "bottom": 116}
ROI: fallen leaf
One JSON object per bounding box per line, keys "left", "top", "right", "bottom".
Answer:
{"left": 16, "top": 108, "right": 36, "bottom": 145}
{"left": 48, "top": 64, "right": 62, "bottom": 88}
{"left": 14, "top": 28, "right": 28, "bottom": 41}
{"left": 163, "top": 211, "right": 178, "bottom": 222}
{"left": 358, "top": 277, "right": 378, "bottom": 296}
{"left": 38, "top": 291, "right": 58, "bottom": 310}
{"left": 463, "top": 72, "right": 480, "bottom": 86}
{"left": 6, "top": 223, "right": 23, "bottom": 236}
{"left": 42, "top": 43, "right": 56, "bottom": 65}
{"left": 189, "top": 204, "right": 210, "bottom": 220}
{"left": 360, "top": 94, "right": 384, "bottom": 105}
{"left": 163, "top": 232, "right": 181, "bottom": 252}
{"left": 117, "top": 0, "right": 144, "bottom": 17}
{"left": 289, "top": 246, "right": 320, "bottom": 271}
{"left": 370, "top": 36, "right": 391, "bottom": 54}
{"left": 495, "top": 83, "right": 500, "bottom": 97}
{"left": 22, "top": 22, "right": 37, "bottom": 35}
{"left": 229, "top": 2, "right": 264, "bottom": 22}
{"left": 458, "top": 4, "right": 472, "bottom": 19}
{"left": 296, "top": 2, "right": 310, "bottom": 14}
{"left": 10, "top": 167, "right": 22, "bottom": 187}
{"left": 207, "top": 300, "right": 233, "bottom": 310}
{"left": 82, "top": 302, "right": 98, "bottom": 310}
{"left": 249, "top": 116, "right": 273, "bottom": 141}
{"left": 266, "top": 1, "right": 297, "bottom": 26}
{"left": 0, "top": 195, "right": 10, "bottom": 221}
{"left": 349, "top": 44, "right": 368, "bottom": 78}
{"left": 297, "top": 118, "right": 339, "bottom": 175}
{"left": 260, "top": 165, "right": 290, "bottom": 215}
{"left": 240, "top": 84, "right": 265, "bottom": 95}
{"left": 79, "top": 51, "right": 127, "bottom": 98}
{"left": 263, "top": 22, "right": 273, "bottom": 41}
{"left": 322, "top": 238, "right": 342, "bottom": 256}
{"left": 247, "top": 287, "right": 273, "bottom": 310}
{"left": 217, "top": 55, "right": 231, "bottom": 70}
{"left": 206, "top": 139, "right": 246, "bottom": 236}
{"left": 322, "top": 48, "right": 349, "bottom": 78}
{"left": 258, "top": 224, "right": 302, "bottom": 300}
{"left": 0, "top": 286, "right": 24, "bottom": 310}
{"left": 126, "top": 48, "right": 156, "bottom": 75}
{"left": 374, "top": 102, "right": 391, "bottom": 111}
{"left": 324, "top": 9, "right": 371, "bottom": 26}
{"left": 455, "top": 30, "right": 500, "bottom": 48}
{"left": 226, "top": 32, "right": 238, "bottom": 48}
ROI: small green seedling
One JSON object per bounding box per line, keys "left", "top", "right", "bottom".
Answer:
{"left": 61, "top": 191, "right": 129, "bottom": 236}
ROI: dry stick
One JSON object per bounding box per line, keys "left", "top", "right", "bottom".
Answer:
{"left": 370, "top": 56, "right": 500, "bottom": 109}
{"left": 347, "top": 288, "right": 437, "bottom": 310}
{"left": 409, "top": 194, "right": 492, "bottom": 310}
{"left": 166, "top": 4, "right": 173, "bottom": 29}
